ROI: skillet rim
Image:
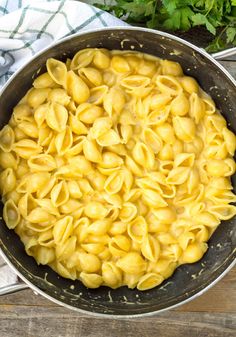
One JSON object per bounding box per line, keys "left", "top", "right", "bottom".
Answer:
{"left": 0, "top": 26, "right": 235, "bottom": 317}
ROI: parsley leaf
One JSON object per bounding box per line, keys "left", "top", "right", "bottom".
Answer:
{"left": 226, "top": 27, "right": 236, "bottom": 43}
{"left": 90, "top": 0, "right": 236, "bottom": 51}
{"left": 191, "top": 13, "right": 216, "bottom": 35}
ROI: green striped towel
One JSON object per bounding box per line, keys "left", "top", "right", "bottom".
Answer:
{"left": 0, "top": 0, "right": 127, "bottom": 87}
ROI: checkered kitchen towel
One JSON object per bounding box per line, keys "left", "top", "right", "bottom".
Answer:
{"left": 0, "top": 0, "right": 127, "bottom": 290}
{"left": 0, "top": 0, "right": 128, "bottom": 87}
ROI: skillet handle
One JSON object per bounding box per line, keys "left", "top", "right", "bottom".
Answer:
{"left": 0, "top": 261, "right": 28, "bottom": 295}
{"left": 0, "top": 282, "right": 28, "bottom": 296}
{"left": 212, "top": 47, "right": 236, "bottom": 60}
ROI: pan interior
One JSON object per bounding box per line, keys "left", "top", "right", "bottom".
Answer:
{"left": 0, "top": 28, "right": 235, "bottom": 316}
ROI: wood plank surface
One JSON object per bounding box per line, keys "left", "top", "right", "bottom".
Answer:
{"left": 0, "top": 60, "right": 235, "bottom": 337}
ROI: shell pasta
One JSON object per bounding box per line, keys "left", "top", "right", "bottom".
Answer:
{"left": 1, "top": 48, "right": 236, "bottom": 291}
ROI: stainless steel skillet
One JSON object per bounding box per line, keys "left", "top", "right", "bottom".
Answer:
{"left": 0, "top": 27, "right": 235, "bottom": 317}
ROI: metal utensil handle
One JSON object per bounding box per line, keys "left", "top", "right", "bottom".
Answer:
{"left": 0, "top": 282, "right": 28, "bottom": 295}
{"left": 212, "top": 47, "right": 236, "bottom": 60}
{"left": 0, "top": 257, "right": 28, "bottom": 295}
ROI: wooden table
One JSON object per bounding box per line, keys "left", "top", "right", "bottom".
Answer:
{"left": 0, "top": 60, "right": 235, "bottom": 337}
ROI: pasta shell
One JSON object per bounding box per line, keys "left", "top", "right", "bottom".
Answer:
{"left": 66, "top": 135, "right": 85, "bottom": 157}
{"left": 38, "top": 125, "right": 53, "bottom": 147}
{"left": 55, "top": 235, "right": 77, "bottom": 260}
{"left": 88, "top": 85, "right": 108, "bottom": 105}
{"left": 13, "top": 139, "right": 42, "bottom": 159}
{"left": 36, "top": 199, "right": 60, "bottom": 217}
{"left": 70, "top": 48, "right": 95, "bottom": 70}
{"left": 34, "top": 104, "right": 48, "bottom": 127}
{"left": 78, "top": 253, "right": 101, "bottom": 273}
{"left": 132, "top": 142, "right": 155, "bottom": 169}
{"left": 142, "top": 189, "right": 168, "bottom": 208}
{"left": 111, "top": 55, "right": 130, "bottom": 73}
{"left": 13, "top": 104, "right": 32, "bottom": 124}
{"left": 189, "top": 93, "right": 205, "bottom": 123}
{"left": 161, "top": 59, "right": 183, "bottom": 76}
{"left": 18, "top": 194, "right": 36, "bottom": 219}
{"left": 104, "top": 170, "right": 124, "bottom": 195}
{"left": 202, "top": 96, "right": 216, "bottom": 115}
{"left": 84, "top": 201, "right": 108, "bottom": 219}
{"left": 68, "top": 155, "right": 93, "bottom": 174}
{"left": 166, "top": 167, "right": 190, "bottom": 185}
{"left": 103, "top": 87, "right": 126, "bottom": 116}
{"left": 136, "top": 177, "right": 161, "bottom": 192}
{"left": 156, "top": 75, "right": 182, "bottom": 96}
{"left": 147, "top": 106, "right": 169, "bottom": 126}
{"left": 127, "top": 216, "right": 148, "bottom": 243}
{"left": 189, "top": 224, "right": 209, "bottom": 242}
{"left": 35, "top": 246, "right": 55, "bottom": 265}
{"left": 3, "top": 199, "right": 20, "bottom": 229}
{"left": 51, "top": 181, "right": 69, "bottom": 207}
{"left": 78, "top": 67, "right": 102, "bottom": 87}
{"left": 123, "top": 188, "right": 141, "bottom": 202}
{"left": 53, "top": 216, "right": 74, "bottom": 244}
{"left": 46, "top": 102, "right": 68, "bottom": 132}
{"left": 93, "top": 49, "right": 110, "bottom": 69}
{"left": 38, "top": 230, "right": 54, "bottom": 248}
{"left": 0, "top": 125, "right": 15, "bottom": 152}
{"left": 119, "top": 202, "right": 137, "bottom": 223}
{"left": 67, "top": 180, "right": 82, "bottom": 199}
{"left": 76, "top": 103, "right": 103, "bottom": 124}
{"left": 102, "top": 261, "right": 122, "bottom": 288}
{"left": 81, "top": 243, "right": 105, "bottom": 255}
{"left": 80, "top": 272, "right": 103, "bottom": 289}
{"left": 142, "top": 128, "right": 162, "bottom": 154}
{"left": 26, "top": 207, "right": 55, "bottom": 223}
{"left": 0, "top": 168, "right": 16, "bottom": 196}
{"left": 178, "top": 232, "right": 195, "bottom": 250}
{"left": 46, "top": 58, "right": 67, "bottom": 86}
{"left": 25, "top": 172, "right": 51, "bottom": 194}
{"left": 90, "top": 117, "right": 113, "bottom": 139}
{"left": 109, "top": 235, "right": 131, "bottom": 257}
{"left": 48, "top": 88, "right": 70, "bottom": 106}
{"left": 55, "top": 261, "right": 76, "bottom": 280}
{"left": 222, "top": 127, "right": 236, "bottom": 156}
{"left": 28, "top": 154, "right": 56, "bottom": 171}
{"left": 96, "top": 129, "right": 120, "bottom": 147}
{"left": 174, "top": 153, "right": 195, "bottom": 168}
{"left": 37, "top": 176, "right": 56, "bottom": 199}
{"left": 83, "top": 138, "right": 102, "bottom": 163}
{"left": 117, "top": 252, "right": 146, "bottom": 274}
{"left": 88, "top": 219, "right": 111, "bottom": 236}
{"left": 137, "top": 273, "right": 164, "bottom": 291}
{"left": 102, "top": 192, "right": 122, "bottom": 207}
{"left": 180, "top": 242, "right": 207, "bottom": 264}
{"left": 27, "top": 88, "right": 50, "bottom": 109}
{"left": 55, "top": 126, "right": 73, "bottom": 155}
{"left": 108, "top": 221, "right": 127, "bottom": 236}
{"left": 33, "top": 72, "right": 55, "bottom": 89}
{"left": 161, "top": 243, "right": 182, "bottom": 262}
{"left": 67, "top": 70, "right": 90, "bottom": 104}
{"left": 150, "top": 259, "right": 176, "bottom": 279}
{"left": 121, "top": 75, "right": 150, "bottom": 90}
{"left": 69, "top": 115, "right": 88, "bottom": 135}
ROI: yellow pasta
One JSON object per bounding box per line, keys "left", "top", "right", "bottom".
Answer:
{"left": 1, "top": 48, "right": 235, "bottom": 291}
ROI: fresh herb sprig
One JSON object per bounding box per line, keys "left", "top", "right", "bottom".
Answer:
{"left": 90, "top": 0, "right": 236, "bottom": 52}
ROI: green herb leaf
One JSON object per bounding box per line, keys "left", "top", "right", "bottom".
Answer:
{"left": 191, "top": 13, "right": 216, "bottom": 35}
{"left": 90, "top": 0, "right": 236, "bottom": 51}
{"left": 226, "top": 27, "right": 236, "bottom": 43}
